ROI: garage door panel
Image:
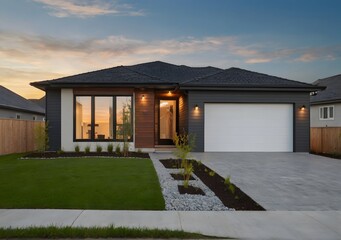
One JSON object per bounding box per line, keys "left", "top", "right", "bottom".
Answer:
{"left": 204, "top": 103, "right": 293, "bottom": 152}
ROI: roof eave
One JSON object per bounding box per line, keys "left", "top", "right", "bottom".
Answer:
{"left": 30, "top": 82, "right": 178, "bottom": 91}
{"left": 311, "top": 99, "right": 341, "bottom": 105}
{"left": 180, "top": 86, "right": 324, "bottom": 92}
{"left": 0, "top": 104, "right": 45, "bottom": 115}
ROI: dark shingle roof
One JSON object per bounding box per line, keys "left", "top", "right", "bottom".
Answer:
{"left": 29, "top": 96, "right": 46, "bottom": 109}
{"left": 311, "top": 74, "right": 341, "bottom": 104}
{"left": 32, "top": 65, "right": 165, "bottom": 87}
{"left": 182, "top": 67, "right": 316, "bottom": 88}
{"left": 31, "top": 61, "right": 319, "bottom": 90}
{"left": 127, "top": 61, "right": 221, "bottom": 83}
{"left": 0, "top": 86, "right": 45, "bottom": 114}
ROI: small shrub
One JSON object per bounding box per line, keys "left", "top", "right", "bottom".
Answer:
{"left": 115, "top": 145, "right": 121, "bottom": 154}
{"left": 34, "top": 122, "right": 49, "bottom": 152}
{"left": 204, "top": 168, "right": 208, "bottom": 172}
{"left": 107, "top": 143, "right": 114, "bottom": 153}
{"left": 137, "top": 148, "right": 142, "bottom": 153}
{"left": 224, "top": 175, "right": 236, "bottom": 195}
{"left": 123, "top": 142, "right": 129, "bottom": 157}
{"left": 57, "top": 149, "right": 64, "bottom": 155}
{"left": 173, "top": 132, "right": 196, "bottom": 188}
{"left": 208, "top": 170, "right": 215, "bottom": 177}
{"left": 96, "top": 145, "right": 102, "bottom": 153}
{"left": 85, "top": 146, "right": 90, "bottom": 154}
{"left": 196, "top": 160, "right": 202, "bottom": 166}
{"left": 74, "top": 145, "right": 80, "bottom": 153}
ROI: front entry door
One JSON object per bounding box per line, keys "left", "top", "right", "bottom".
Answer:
{"left": 159, "top": 100, "right": 177, "bottom": 145}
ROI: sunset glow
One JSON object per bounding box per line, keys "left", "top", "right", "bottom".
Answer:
{"left": 0, "top": 0, "right": 340, "bottom": 99}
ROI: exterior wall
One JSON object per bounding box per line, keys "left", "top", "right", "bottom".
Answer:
{"left": 310, "top": 103, "right": 341, "bottom": 127}
{"left": 178, "top": 94, "right": 188, "bottom": 134}
{"left": 46, "top": 88, "right": 61, "bottom": 151}
{"left": 0, "top": 108, "right": 44, "bottom": 121}
{"left": 60, "top": 88, "right": 134, "bottom": 152}
{"left": 135, "top": 89, "right": 155, "bottom": 148}
{"left": 188, "top": 90, "right": 310, "bottom": 152}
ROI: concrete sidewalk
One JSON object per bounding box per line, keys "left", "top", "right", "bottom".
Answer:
{"left": 0, "top": 209, "right": 340, "bottom": 239}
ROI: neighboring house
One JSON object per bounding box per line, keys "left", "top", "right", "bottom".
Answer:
{"left": 31, "top": 61, "right": 321, "bottom": 152}
{"left": 29, "top": 96, "right": 46, "bottom": 110}
{"left": 0, "top": 86, "right": 45, "bottom": 121}
{"left": 310, "top": 74, "right": 341, "bottom": 127}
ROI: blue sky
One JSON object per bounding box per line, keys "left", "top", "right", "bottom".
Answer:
{"left": 0, "top": 0, "right": 340, "bottom": 98}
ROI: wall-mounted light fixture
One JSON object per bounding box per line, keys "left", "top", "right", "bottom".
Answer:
{"left": 300, "top": 105, "right": 306, "bottom": 110}
{"left": 142, "top": 94, "right": 145, "bottom": 100}
{"left": 168, "top": 90, "right": 172, "bottom": 95}
{"left": 194, "top": 104, "right": 199, "bottom": 110}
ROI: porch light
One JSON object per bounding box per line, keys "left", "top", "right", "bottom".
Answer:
{"left": 168, "top": 91, "right": 172, "bottom": 95}
{"left": 142, "top": 94, "right": 145, "bottom": 100}
{"left": 300, "top": 105, "right": 306, "bottom": 110}
{"left": 194, "top": 104, "right": 199, "bottom": 110}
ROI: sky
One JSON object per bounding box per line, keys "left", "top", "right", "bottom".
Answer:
{"left": 0, "top": 0, "right": 340, "bottom": 99}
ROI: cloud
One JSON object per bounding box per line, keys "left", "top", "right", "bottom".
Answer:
{"left": 0, "top": 67, "right": 64, "bottom": 98}
{"left": 1, "top": 29, "right": 341, "bottom": 98}
{"left": 32, "top": 0, "right": 145, "bottom": 18}
{"left": 294, "top": 46, "right": 341, "bottom": 62}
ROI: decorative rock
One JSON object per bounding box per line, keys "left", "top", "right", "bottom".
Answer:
{"left": 149, "top": 153, "right": 231, "bottom": 211}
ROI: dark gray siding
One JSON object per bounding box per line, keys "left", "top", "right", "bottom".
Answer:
{"left": 188, "top": 90, "right": 310, "bottom": 152}
{"left": 46, "top": 89, "right": 61, "bottom": 151}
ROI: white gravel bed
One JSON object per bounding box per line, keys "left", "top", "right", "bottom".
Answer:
{"left": 149, "top": 153, "right": 230, "bottom": 211}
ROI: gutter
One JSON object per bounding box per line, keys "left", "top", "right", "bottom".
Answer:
{"left": 0, "top": 104, "right": 45, "bottom": 115}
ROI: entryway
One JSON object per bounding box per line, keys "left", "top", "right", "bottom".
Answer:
{"left": 158, "top": 99, "right": 178, "bottom": 145}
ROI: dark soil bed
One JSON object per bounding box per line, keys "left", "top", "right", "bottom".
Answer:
{"left": 170, "top": 173, "right": 195, "bottom": 180}
{"left": 160, "top": 159, "right": 265, "bottom": 211}
{"left": 178, "top": 185, "right": 205, "bottom": 195}
{"left": 24, "top": 151, "right": 150, "bottom": 159}
{"left": 159, "top": 158, "right": 195, "bottom": 168}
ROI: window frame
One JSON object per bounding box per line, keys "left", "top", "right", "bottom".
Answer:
{"left": 16, "top": 114, "right": 21, "bottom": 119}
{"left": 73, "top": 95, "right": 133, "bottom": 142}
{"left": 319, "top": 105, "right": 334, "bottom": 120}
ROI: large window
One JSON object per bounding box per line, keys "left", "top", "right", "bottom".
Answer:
{"left": 116, "top": 97, "right": 132, "bottom": 140}
{"left": 319, "top": 105, "right": 334, "bottom": 120}
{"left": 75, "top": 97, "right": 92, "bottom": 139}
{"left": 74, "top": 96, "right": 132, "bottom": 141}
{"left": 95, "top": 97, "right": 113, "bottom": 140}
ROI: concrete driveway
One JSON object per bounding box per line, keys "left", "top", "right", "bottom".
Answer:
{"left": 191, "top": 152, "right": 341, "bottom": 210}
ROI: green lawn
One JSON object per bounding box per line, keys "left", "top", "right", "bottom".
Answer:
{"left": 0, "top": 154, "right": 165, "bottom": 210}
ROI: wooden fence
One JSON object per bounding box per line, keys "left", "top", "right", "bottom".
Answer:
{"left": 0, "top": 119, "right": 44, "bottom": 155}
{"left": 310, "top": 127, "right": 341, "bottom": 154}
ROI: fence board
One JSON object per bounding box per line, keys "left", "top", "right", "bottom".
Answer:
{"left": 310, "top": 127, "right": 341, "bottom": 154}
{"left": 0, "top": 119, "right": 44, "bottom": 155}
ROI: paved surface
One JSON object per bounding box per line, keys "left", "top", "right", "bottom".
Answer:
{"left": 0, "top": 209, "right": 340, "bottom": 239}
{"left": 190, "top": 152, "right": 341, "bottom": 210}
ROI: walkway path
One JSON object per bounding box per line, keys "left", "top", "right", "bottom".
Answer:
{"left": 0, "top": 209, "right": 340, "bottom": 239}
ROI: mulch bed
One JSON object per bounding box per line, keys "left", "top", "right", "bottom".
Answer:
{"left": 170, "top": 173, "right": 195, "bottom": 180}
{"left": 178, "top": 185, "right": 205, "bottom": 195}
{"left": 23, "top": 151, "right": 150, "bottom": 159}
{"left": 159, "top": 158, "right": 195, "bottom": 168}
{"left": 160, "top": 159, "right": 265, "bottom": 211}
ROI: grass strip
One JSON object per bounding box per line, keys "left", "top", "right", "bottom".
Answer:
{"left": 0, "top": 226, "right": 217, "bottom": 239}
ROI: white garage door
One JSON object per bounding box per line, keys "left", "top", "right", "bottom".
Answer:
{"left": 204, "top": 103, "right": 293, "bottom": 152}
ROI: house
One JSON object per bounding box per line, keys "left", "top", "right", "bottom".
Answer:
{"left": 310, "top": 74, "right": 341, "bottom": 127}
{"left": 31, "top": 61, "right": 321, "bottom": 152}
{"left": 0, "top": 86, "right": 45, "bottom": 121}
{"left": 29, "top": 96, "right": 46, "bottom": 110}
